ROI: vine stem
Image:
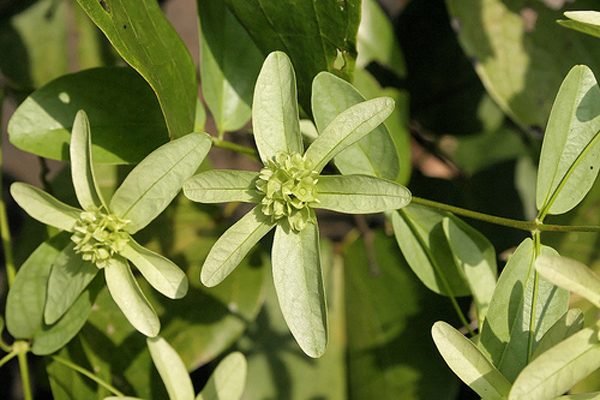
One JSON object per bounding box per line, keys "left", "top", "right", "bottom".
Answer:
{"left": 0, "top": 351, "right": 17, "bottom": 368}
{"left": 51, "top": 355, "right": 126, "bottom": 397}
{"left": 411, "top": 197, "right": 600, "bottom": 233}
{"left": 211, "top": 137, "right": 260, "bottom": 162}
{"left": 0, "top": 88, "right": 16, "bottom": 287}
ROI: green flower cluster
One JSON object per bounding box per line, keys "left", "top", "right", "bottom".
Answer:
{"left": 256, "top": 151, "right": 319, "bottom": 231}
{"left": 71, "top": 208, "right": 130, "bottom": 268}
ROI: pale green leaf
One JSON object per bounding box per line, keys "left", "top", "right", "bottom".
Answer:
{"left": 196, "top": 352, "right": 247, "bottom": 400}
{"left": 443, "top": 216, "right": 497, "bottom": 327}
{"left": 198, "top": 0, "right": 261, "bottom": 134}
{"left": 509, "top": 322, "right": 600, "bottom": 400}
{"left": 110, "top": 132, "right": 212, "bottom": 233}
{"left": 311, "top": 72, "right": 399, "bottom": 180}
{"left": 70, "top": 109, "right": 107, "bottom": 210}
{"left": 201, "top": 206, "right": 275, "bottom": 287}
{"left": 76, "top": 0, "right": 197, "bottom": 139}
{"left": 390, "top": 205, "right": 471, "bottom": 297}
{"left": 559, "top": 11, "right": 600, "bottom": 39}
{"left": 6, "top": 234, "right": 70, "bottom": 339}
{"left": 44, "top": 242, "right": 99, "bottom": 325}
{"left": 183, "top": 170, "right": 261, "bottom": 204}
{"left": 479, "top": 239, "right": 570, "bottom": 382}
{"left": 313, "top": 175, "right": 411, "bottom": 214}
{"left": 432, "top": 321, "right": 512, "bottom": 400}
{"left": 120, "top": 239, "right": 188, "bottom": 299}
{"left": 271, "top": 221, "right": 327, "bottom": 358}
{"left": 252, "top": 52, "right": 303, "bottom": 164}
{"left": 147, "top": 336, "right": 194, "bottom": 400}
{"left": 557, "top": 393, "right": 600, "bottom": 400}
{"left": 304, "top": 97, "right": 394, "bottom": 173}
{"left": 33, "top": 277, "right": 100, "bottom": 355}
{"left": 10, "top": 182, "right": 81, "bottom": 232}
{"left": 104, "top": 397, "right": 144, "bottom": 399}
{"left": 536, "top": 65, "right": 600, "bottom": 217}
{"left": 532, "top": 309, "right": 584, "bottom": 360}
{"left": 535, "top": 253, "right": 600, "bottom": 308}
{"left": 356, "top": 0, "right": 406, "bottom": 76}
{"left": 104, "top": 256, "right": 160, "bottom": 337}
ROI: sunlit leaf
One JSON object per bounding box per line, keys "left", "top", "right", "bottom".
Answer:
{"left": 311, "top": 72, "right": 399, "bottom": 180}
{"left": 536, "top": 65, "right": 600, "bottom": 217}
{"left": 197, "top": 0, "right": 261, "bottom": 134}
{"left": 6, "top": 234, "right": 69, "bottom": 339}
{"left": 183, "top": 170, "right": 261, "bottom": 204}
{"left": 356, "top": 0, "right": 405, "bottom": 76}
{"left": 252, "top": 51, "right": 303, "bottom": 164}
{"left": 147, "top": 336, "right": 194, "bottom": 400}
{"left": 532, "top": 309, "right": 584, "bottom": 360}
{"left": 432, "top": 321, "right": 512, "bottom": 400}
{"left": 10, "top": 182, "right": 81, "bottom": 232}
{"left": 76, "top": 0, "right": 197, "bottom": 138}
{"left": 201, "top": 206, "right": 275, "bottom": 287}
{"left": 104, "top": 256, "right": 160, "bottom": 337}
{"left": 509, "top": 322, "right": 600, "bottom": 400}
{"left": 70, "top": 110, "right": 107, "bottom": 211}
{"left": 557, "top": 393, "right": 600, "bottom": 400}
{"left": 478, "top": 239, "right": 569, "bottom": 382}
{"left": 314, "top": 175, "right": 411, "bottom": 213}
{"left": 7, "top": 67, "right": 169, "bottom": 164}
{"left": 223, "top": 0, "right": 360, "bottom": 111}
{"left": 390, "top": 205, "right": 471, "bottom": 296}
{"left": 535, "top": 253, "right": 600, "bottom": 308}
{"left": 304, "top": 97, "right": 395, "bottom": 173}
{"left": 443, "top": 216, "right": 497, "bottom": 326}
{"left": 44, "top": 242, "right": 99, "bottom": 325}
{"left": 271, "top": 221, "right": 327, "bottom": 358}
{"left": 559, "top": 11, "right": 600, "bottom": 39}
{"left": 110, "top": 132, "right": 212, "bottom": 234}
{"left": 196, "top": 352, "right": 247, "bottom": 400}
{"left": 121, "top": 239, "right": 188, "bottom": 300}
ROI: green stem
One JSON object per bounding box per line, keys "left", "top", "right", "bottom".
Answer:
{"left": 411, "top": 197, "right": 600, "bottom": 233}
{"left": 0, "top": 88, "right": 15, "bottom": 287}
{"left": 51, "top": 355, "right": 126, "bottom": 397}
{"left": 0, "top": 351, "right": 17, "bottom": 369}
{"left": 17, "top": 351, "right": 32, "bottom": 400}
{"left": 211, "top": 137, "right": 260, "bottom": 162}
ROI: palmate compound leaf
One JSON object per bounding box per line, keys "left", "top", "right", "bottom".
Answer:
{"left": 70, "top": 110, "right": 107, "bottom": 211}
{"left": 478, "top": 239, "right": 570, "bottom": 382}
{"left": 311, "top": 71, "right": 400, "bottom": 180}
{"left": 559, "top": 11, "right": 600, "bottom": 40}
{"left": 110, "top": 132, "right": 212, "bottom": 234}
{"left": 147, "top": 336, "right": 195, "bottom": 400}
{"left": 196, "top": 352, "right": 247, "bottom": 400}
{"left": 535, "top": 253, "right": 600, "bottom": 308}
{"left": 432, "top": 321, "right": 512, "bottom": 400}
{"left": 271, "top": 220, "right": 327, "bottom": 358}
{"left": 252, "top": 51, "right": 303, "bottom": 164}
{"left": 509, "top": 321, "right": 600, "bottom": 400}
{"left": 44, "top": 242, "right": 99, "bottom": 325}
{"left": 304, "top": 97, "right": 395, "bottom": 173}
{"left": 104, "top": 255, "right": 160, "bottom": 337}
{"left": 536, "top": 65, "right": 600, "bottom": 217}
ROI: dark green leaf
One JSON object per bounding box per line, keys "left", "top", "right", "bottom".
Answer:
{"left": 197, "top": 0, "right": 261, "bottom": 134}
{"left": 76, "top": 0, "right": 197, "bottom": 138}
{"left": 223, "top": 0, "right": 360, "bottom": 111}
{"left": 8, "top": 67, "right": 169, "bottom": 163}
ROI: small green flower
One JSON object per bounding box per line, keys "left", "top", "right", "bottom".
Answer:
{"left": 11, "top": 110, "right": 212, "bottom": 337}
{"left": 183, "top": 51, "right": 412, "bottom": 357}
